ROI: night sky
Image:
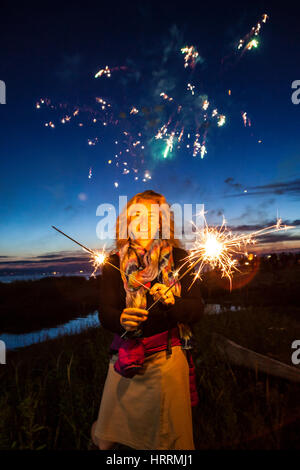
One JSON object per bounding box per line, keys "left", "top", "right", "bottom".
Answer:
{"left": 1, "top": 0, "right": 300, "bottom": 274}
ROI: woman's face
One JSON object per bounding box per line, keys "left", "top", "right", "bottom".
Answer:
{"left": 128, "top": 199, "right": 160, "bottom": 241}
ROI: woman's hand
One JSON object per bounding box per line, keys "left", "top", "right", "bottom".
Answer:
{"left": 120, "top": 307, "right": 148, "bottom": 331}
{"left": 149, "top": 283, "right": 175, "bottom": 306}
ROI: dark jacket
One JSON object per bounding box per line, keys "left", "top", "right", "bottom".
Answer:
{"left": 99, "top": 247, "right": 204, "bottom": 337}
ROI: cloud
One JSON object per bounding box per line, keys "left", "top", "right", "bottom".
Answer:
{"left": 224, "top": 177, "right": 242, "bottom": 191}
{"left": 226, "top": 179, "right": 300, "bottom": 198}
{"left": 55, "top": 54, "right": 82, "bottom": 81}
{"left": 255, "top": 232, "right": 300, "bottom": 244}
{"left": 78, "top": 192, "right": 88, "bottom": 201}
{"left": 208, "top": 208, "right": 224, "bottom": 217}
{"left": 32, "top": 251, "right": 77, "bottom": 260}
{"left": 257, "top": 198, "right": 275, "bottom": 208}
{"left": 42, "top": 183, "right": 65, "bottom": 200}
{"left": 0, "top": 250, "right": 89, "bottom": 266}
{"left": 166, "top": 175, "right": 204, "bottom": 199}
{"left": 0, "top": 256, "right": 89, "bottom": 266}
{"left": 232, "top": 200, "right": 275, "bottom": 224}
{"left": 229, "top": 219, "right": 300, "bottom": 232}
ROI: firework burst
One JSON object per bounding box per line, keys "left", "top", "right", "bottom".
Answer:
{"left": 37, "top": 16, "right": 271, "bottom": 184}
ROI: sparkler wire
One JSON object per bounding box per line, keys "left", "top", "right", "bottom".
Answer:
{"left": 51, "top": 225, "right": 150, "bottom": 290}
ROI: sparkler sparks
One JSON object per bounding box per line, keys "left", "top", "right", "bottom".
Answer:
{"left": 51, "top": 225, "right": 155, "bottom": 286}
{"left": 149, "top": 215, "right": 294, "bottom": 311}
{"left": 180, "top": 216, "right": 294, "bottom": 290}
{"left": 90, "top": 248, "right": 108, "bottom": 276}
{"left": 136, "top": 215, "right": 293, "bottom": 312}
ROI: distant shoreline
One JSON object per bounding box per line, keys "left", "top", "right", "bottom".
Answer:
{"left": 0, "top": 272, "right": 91, "bottom": 283}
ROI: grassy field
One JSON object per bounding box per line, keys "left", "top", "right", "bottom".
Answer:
{"left": 1, "top": 261, "right": 300, "bottom": 334}
{"left": 1, "top": 304, "right": 300, "bottom": 450}
{"left": 1, "top": 262, "right": 300, "bottom": 449}
{"left": 0, "top": 276, "right": 101, "bottom": 334}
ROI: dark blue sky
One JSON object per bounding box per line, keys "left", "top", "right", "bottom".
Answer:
{"left": 1, "top": 0, "right": 300, "bottom": 268}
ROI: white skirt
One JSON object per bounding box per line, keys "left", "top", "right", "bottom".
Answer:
{"left": 94, "top": 345, "right": 195, "bottom": 450}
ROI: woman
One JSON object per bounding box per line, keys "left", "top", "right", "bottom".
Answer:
{"left": 91, "top": 190, "right": 204, "bottom": 450}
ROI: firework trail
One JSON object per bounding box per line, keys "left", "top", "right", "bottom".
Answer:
{"left": 237, "top": 13, "right": 269, "bottom": 57}
{"left": 94, "top": 65, "right": 128, "bottom": 78}
{"left": 221, "top": 12, "right": 269, "bottom": 73}
{"left": 241, "top": 111, "right": 251, "bottom": 127}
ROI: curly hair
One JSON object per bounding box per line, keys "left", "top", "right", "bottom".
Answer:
{"left": 115, "top": 190, "right": 182, "bottom": 250}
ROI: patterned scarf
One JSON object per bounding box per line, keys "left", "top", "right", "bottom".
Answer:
{"left": 119, "top": 239, "right": 192, "bottom": 346}
{"left": 119, "top": 238, "right": 180, "bottom": 307}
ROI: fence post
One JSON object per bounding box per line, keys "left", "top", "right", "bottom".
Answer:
{"left": 0, "top": 81, "right": 6, "bottom": 104}
{"left": 0, "top": 340, "right": 6, "bottom": 364}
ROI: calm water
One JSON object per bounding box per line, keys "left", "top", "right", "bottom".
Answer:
{"left": 204, "top": 304, "right": 241, "bottom": 315}
{"left": 0, "top": 273, "right": 90, "bottom": 283}
{"left": 0, "top": 304, "right": 240, "bottom": 351}
{"left": 0, "top": 311, "right": 100, "bottom": 351}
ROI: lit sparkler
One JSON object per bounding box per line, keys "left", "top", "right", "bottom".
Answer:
{"left": 180, "top": 216, "right": 294, "bottom": 290}
{"left": 148, "top": 216, "right": 294, "bottom": 309}
{"left": 51, "top": 225, "right": 153, "bottom": 287}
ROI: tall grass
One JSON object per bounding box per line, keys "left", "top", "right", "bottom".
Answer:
{"left": 1, "top": 307, "right": 300, "bottom": 449}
